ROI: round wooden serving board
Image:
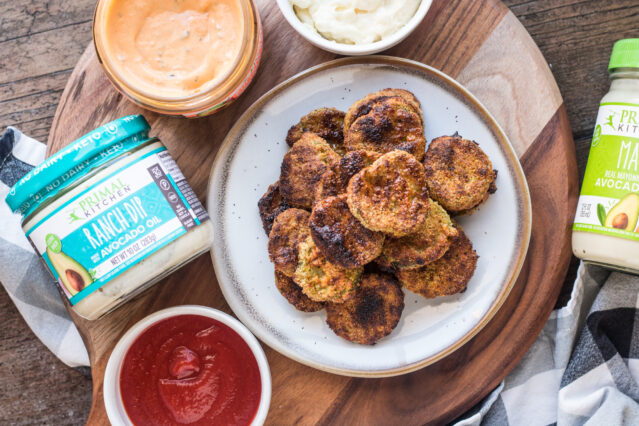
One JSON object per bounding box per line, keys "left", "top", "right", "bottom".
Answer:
{"left": 48, "top": 0, "right": 578, "bottom": 424}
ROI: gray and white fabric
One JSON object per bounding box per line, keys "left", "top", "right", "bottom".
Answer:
{"left": 458, "top": 264, "right": 639, "bottom": 425}
{"left": 0, "top": 128, "right": 89, "bottom": 367}
{"left": 1, "top": 128, "right": 639, "bottom": 423}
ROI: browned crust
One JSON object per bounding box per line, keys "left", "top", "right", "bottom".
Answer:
{"left": 377, "top": 200, "right": 458, "bottom": 269}
{"left": 310, "top": 194, "right": 385, "bottom": 269}
{"left": 423, "top": 134, "right": 497, "bottom": 214}
{"left": 344, "top": 89, "right": 423, "bottom": 130}
{"left": 396, "top": 224, "right": 478, "bottom": 298}
{"left": 274, "top": 270, "right": 325, "bottom": 312}
{"left": 285, "top": 107, "right": 345, "bottom": 153}
{"left": 268, "top": 208, "right": 311, "bottom": 277}
{"left": 326, "top": 273, "right": 405, "bottom": 345}
{"left": 347, "top": 150, "right": 430, "bottom": 237}
{"left": 280, "top": 133, "right": 340, "bottom": 209}
{"left": 314, "top": 150, "right": 381, "bottom": 205}
{"left": 344, "top": 97, "right": 426, "bottom": 161}
{"left": 453, "top": 172, "right": 499, "bottom": 216}
{"left": 258, "top": 181, "right": 292, "bottom": 235}
{"left": 294, "top": 236, "right": 363, "bottom": 304}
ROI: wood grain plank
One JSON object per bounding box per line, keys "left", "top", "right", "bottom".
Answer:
{"left": 0, "top": 89, "right": 62, "bottom": 125}
{"left": 0, "top": 287, "right": 92, "bottom": 425}
{"left": 387, "top": 0, "right": 508, "bottom": 76}
{"left": 0, "top": 0, "right": 95, "bottom": 43}
{"left": 0, "top": 21, "right": 92, "bottom": 85}
{"left": 0, "top": 69, "right": 72, "bottom": 103}
{"left": 503, "top": 0, "right": 639, "bottom": 171}
{"left": 457, "top": 11, "right": 563, "bottom": 156}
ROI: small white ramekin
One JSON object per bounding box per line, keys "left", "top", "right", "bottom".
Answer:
{"left": 103, "top": 305, "right": 271, "bottom": 426}
{"left": 275, "top": 0, "right": 433, "bottom": 56}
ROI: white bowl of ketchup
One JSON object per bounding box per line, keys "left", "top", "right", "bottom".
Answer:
{"left": 104, "top": 306, "right": 271, "bottom": 426}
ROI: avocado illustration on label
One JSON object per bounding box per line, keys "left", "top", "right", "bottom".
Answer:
{"left": 604, "top": 193, "right": 639, "bottom": 231}
{"left": 46, "top": 248, "right": 93, "bottom": 296}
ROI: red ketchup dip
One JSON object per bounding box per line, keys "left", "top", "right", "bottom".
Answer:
{"left": 120, "top": 314, "right": 262, "bottom": 425}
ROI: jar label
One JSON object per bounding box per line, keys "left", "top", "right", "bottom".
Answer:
{"left": 574, "top": 102, "right": 639, "bottom": 240}
{"left": 26, "top": 147, "right": 209, "bottom": 306}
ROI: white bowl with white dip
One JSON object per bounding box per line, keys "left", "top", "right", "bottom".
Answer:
{"left": 276, "top": 0, "right": 432, "bottom": 55}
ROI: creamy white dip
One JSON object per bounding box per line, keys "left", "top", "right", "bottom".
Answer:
{"left": 290, "top": 0, "right": 421, "bottom": 45}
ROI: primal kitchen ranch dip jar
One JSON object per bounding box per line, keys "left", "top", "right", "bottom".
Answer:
{"left": 93, "top": 0, "right": 262, "bottom": 117}
{"left": 5, "top": 116, "right": 213, "bottom": 320}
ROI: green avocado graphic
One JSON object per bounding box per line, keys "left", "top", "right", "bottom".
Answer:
{"left": 604, "top": 193, "right": 639, "bottom": 232}
{"left": 46, "top": 248, "right": 93, "bottom": 296}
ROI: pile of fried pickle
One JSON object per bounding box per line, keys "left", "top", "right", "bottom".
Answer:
{"left": 258, "top": 89, "right": 498, "bottom": 345}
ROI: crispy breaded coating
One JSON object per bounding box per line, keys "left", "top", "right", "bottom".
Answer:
{"left": 274, "top": 270, "right": 325, "bottom": 312}
{"left": 326, "top": 273, "right": 404, "bottom": 345}
{"left": 268, "top": 209, "right": 311, "bottom": 277}
{"left": 294, "top": 236, "right": 363, "bottom": 303}
{"left": 396, "top": 224, "right": 478, "bottom": 298}
{"left": 453, "top": 177, "right": 499, "bottom": 216}
{"left": 280, "top": 133, "right": 340, "bottom": 209}
{"left": 344, "top": 96, "right": 425, "bottom": 161}
{"left": 344, "top": 89, "right": 423, "bottom": 130}
{"left": 258, "top": 181, "right": 292, "bottom": 235}
{"left": 314, "top": 150, "right": 381, "bottom": 205}
{"left": 422, "top": 134, "right": 497, "bottom": 214}
{"left": 347, "top": 150, "right": 430, "bottom": 237}
{"left": 377, "top": 200, "right": 458, "bottom": 270}
{"left": 286, "top": 107, "right": 346, "bottom": 153}
{"left": 310, "top": 194, "right": 385, "bottom": 269}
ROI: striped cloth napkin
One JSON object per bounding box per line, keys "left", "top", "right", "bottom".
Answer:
{"left": 0, "top": 127, "right": 88, "bottom": 367}
{"left": 1, "top": 127, "right": 638, "bottom": 424}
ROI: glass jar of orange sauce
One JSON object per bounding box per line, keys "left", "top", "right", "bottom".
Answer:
{"left": 93, "top": 0, "right": 262, "bottom": 118}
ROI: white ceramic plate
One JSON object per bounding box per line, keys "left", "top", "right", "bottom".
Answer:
{"left": 208, "top": 57, "right": 531, "bottom": 377}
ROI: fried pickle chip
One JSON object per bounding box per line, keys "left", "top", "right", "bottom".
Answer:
{"left": 280, "top": 133, "right": 340, "bottom": 209}
{"left": 344, "top": 96, "right": 425, "bottom": 161}
{"left": 453, "top": 177, "right": 498, "bottom": 216}
{"left": 294, "top": 236, "right": 363, "bottom": 303}
{"left": 347, "top": 150, "right": 430, "bottom": 237}
{"left": 258, "top": 181, "right": 292, "bottom": 235}
{"left": 274, "top": 270, "right": 325, "bottom": 312}
{"left": 344, "top": 89, "right": 423, "bottom": 130}
{"left": 422, "top": 134, "right": 497, "bottom": 214}
{"left": 396, "top": 224, "right": 478, "bottom": 298}
{"left": 286, "top": 107, "right": 346, "bottom": 153}
{"left": 377, "top": 200, "right": 458, "bottom": 269}
{"left": 314, "top": 150, "right": 381, "bottom": 204}
{"left": 310, "top": 194, "right": 385, "bottom": 269}
{"left": 268, "top": 209, "right": 311, "bottom": 277}
{"left": 326, "top": 273, "right": 404, "bottom": 345}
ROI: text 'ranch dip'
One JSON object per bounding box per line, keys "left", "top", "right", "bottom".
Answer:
{"left": 5, "top": 116, "right": 213, "bottom": 320}
{"left": 93, "top": 0, "right": 263, "bottom": 117}
{"left": 290, "top": 0, "right": 421, "bottom": 45}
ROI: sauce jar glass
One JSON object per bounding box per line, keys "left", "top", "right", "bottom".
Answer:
{"left": 92, "top": 0, "right": 262, "bottom": 118}
{"left": 5, "top": 115, "right": 213, "bottom": 320}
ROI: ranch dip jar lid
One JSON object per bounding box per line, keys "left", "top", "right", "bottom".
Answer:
{"left": 5, "top": 115, "right": 151, "bottom": 218}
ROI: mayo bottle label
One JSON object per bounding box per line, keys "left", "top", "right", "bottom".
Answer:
{"left": 573, "top": 102, "right": 639, "bottom": 240}
{"left": 26, "top": 147, "right": 209, "bottom": 305}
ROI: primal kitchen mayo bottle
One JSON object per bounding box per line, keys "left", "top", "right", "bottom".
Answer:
{"left": 573, "top": 39, "right": 639, "bottom": 272}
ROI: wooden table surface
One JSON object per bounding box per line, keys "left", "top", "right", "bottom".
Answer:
{"left": 0, "top": 1, "right": 637, "bottom": 424}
